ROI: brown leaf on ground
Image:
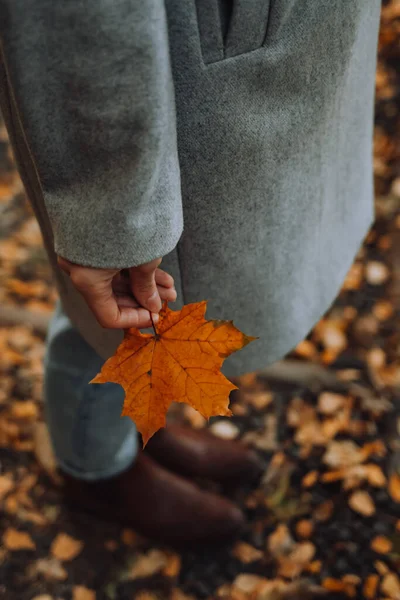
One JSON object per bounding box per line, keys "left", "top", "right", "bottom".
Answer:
{"left": 322, "top": 464, "right": 386, "bottom": 490}
{"left": 389, "top": 473, "right": 400, "bottom": 503}
{"left": 267, "top": 524, "right": 294, "bottom": 557}
{"left": 91, "top": 301, "right": 256, "bottom": 445}
{"left": 30, "top": 557, "right": 68, "bottom": 581}
{"left": 370, "top": 535, "right": 393, "bottom": 554}
{"left": 317, "top": 392, "right": 348, "bottom": 414}
{"left": 314, "top": 500, "right": 334, "bottom": 522}
{"left": 295, "top": 520, "right": 314, "bottom": 539}
{"left": 381, "top": 573, "right": 400, "bottom": 599}
{"left": 363, "top": 574, "right": 380, "bottom": 599}
{"left": 348, "top": 490, "right": 376, "bottom": 516}
{"left": 3, "top": 527, "right": 35, "bottom": 550}
{"left": 129, "top": 549, "right": 169, "bottom": 579}
{"left": 302, "top": 471, "right": 318, "bottom": 488}
{"left": 323, "top": 440, "right": 365, "bottom": 468}
{"left": 233, "top": 542, "right": 264, "bottom": 564}
{"left": 72, "top": 586, "right": 96, "bottom": 600}
{"left": 277, "top": 542, "right": 316, "bottom": 579}
{"left": 322, "top": 578, "right": 357, "bottom": 598}
{"left": 50, "top": 533, "right": 83, "bottom": 562}
{"left": 11, "top": 400, "right": 38, "bottom": 421}
{"left": 0, "top": 475, "right": 14, "bottom": 501}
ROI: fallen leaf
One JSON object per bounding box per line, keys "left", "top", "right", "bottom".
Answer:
{"left": 11, "top": 400, "right": 38, "bottom": 420}
{"left": 370, "top": 536, "right": 393, "bottom": 554}
{"left": 322, "top": 578, "right": 357, "bottom": 597}
{"left": 233, "top": 574, "right": 268, "bottom": 594}
{"left": 244, "top": 390, "right": 273, "bottom": 410}
{"left": 306, "top": 560, "right": 322, "bottom": 574}
{"left": 363, "top": 574, "right": 380, "bottom": 599}
{"left": 267, "top": 524, "right": 294, "bottom": 557}
{"left": 314, "top": 500, "right": 334, "bottom": 522}
{"left": 317, "top": 392, "right": 347, "bottom": 414}
{"left": 295, "top": 520, "right": 314, "bottom": 539}
{"left": 92, "top": 301, "right": 256, "bottom": 444}
{"left": 73, "top": 587, "right": 96, "bottom": 600}
{"left": 50, "top": 533, "right": 83, "bottom": 562}
{"left": 129, "top": 549, "right": 168, "bottom": 579}
{"left": 302, "top": 471, "right": 318, "bottom": 488}
{"left": 365, "top": 261, "right": 390, "bottom": 285}
{"left": 30, "top": 557, "right": 68, "bottom": 581}
{"left": 3, "top": 528, "right": 35, "bottom": 550}
{"left": 322, "top": 464, "right": 386, "bottom": 489}
{"left": 209, "top": 420, "right": 239, "bottom": 440}
{"left": 0, "top": 475, "right": 14, "bottom": 501}
{"left": 389, "top": 473, "right": 400, "bottom": 503}
{"left": 373, "top": 300, "right": 394, "bottom": 321}
{"left": 348, "top": 490, "right": 375, "bottom": 516}
{"left": 278, "top": 542, "right": 316, "bottom": 579}
{"left": 343, "top": 263, "right": 364, "bottom": 290}
{"left": 323, "top": 440, "right": 364, "bottom": 468}
{"left": 162, "top": 553, "right": 181, "bottom": 578}
{"left": 375, "top": 560, "right": 390, "bottom": 575}
{"left": 232, "top": 542, "right": 264, "bottom": 564}
{"left": 381, "top": 573, "right": 400, "bottom": 599}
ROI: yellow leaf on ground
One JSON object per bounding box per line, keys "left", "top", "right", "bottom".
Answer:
{"left": 72, "top": 586, "right": 96, "bottom": 600}
{"left": 3, "top": 528, "right": 35, "bottom": 550}
{"left": 92, "top": 301, "right": 256, "bottom": 445}
{"left": 370, "top": 536, "right": 393, "bottom": 554}
{"left": 348, "top": 490, "right": 375, "bottom": 516}
{"left": 129, "top": 550, "right": 168, "bottom": 579}
{"left": 381, "top": 573, "right": 400, "bottom": 599}
{"left": 50, "top": 533, "right": 83, "bottom": 561}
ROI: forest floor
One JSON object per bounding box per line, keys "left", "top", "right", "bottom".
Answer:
{"left": 1, "top": 4, "right": 400, "bottom": 600}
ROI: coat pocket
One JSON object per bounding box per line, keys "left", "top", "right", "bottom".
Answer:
{"left": 195, "top": 0, "right": 272, "bottom": 64}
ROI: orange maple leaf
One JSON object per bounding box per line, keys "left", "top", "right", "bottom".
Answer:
{"left": 91, "top": 301, "right": 257, "bottom": 445}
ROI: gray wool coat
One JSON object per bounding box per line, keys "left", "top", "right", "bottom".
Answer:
{"left": 0, "top": 1, "right": 380, "bottom": 376}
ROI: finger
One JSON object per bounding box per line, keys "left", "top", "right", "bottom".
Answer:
{"left": 114, "top": 282, "right": 176, "bottom": 303}
{"left": 130, "top": 259, "right": 162, "bottom": 313}
{"left": 72, "top": 272, "right": 158, "bottom": 329}
{"left": 118, "top": 307, "right": 159, "bottom": 329}
{"left": 155, "top": 268, "right": 175, "bottom": 289}
{"left": 159, "top": 285, "right": 177, "bottom": 302}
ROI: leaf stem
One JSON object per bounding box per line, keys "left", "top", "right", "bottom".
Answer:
{"left": 150, "top": 312, "right": 159, "bottom": 339}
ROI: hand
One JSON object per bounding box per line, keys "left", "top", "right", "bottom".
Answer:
{"left": 57, "top": 256, "right": 176, "bottom": 329}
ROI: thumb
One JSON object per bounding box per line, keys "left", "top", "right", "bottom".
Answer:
{"left": 130, "top": 258, "right": 162, "bottom": 314}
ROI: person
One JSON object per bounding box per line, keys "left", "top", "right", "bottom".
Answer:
{"left": 0, "top": 1, "right": 381, "bottom": 544}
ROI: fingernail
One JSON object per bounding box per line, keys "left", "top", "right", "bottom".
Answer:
{"left": 152, "top": 312, "right": 159, "bottom": 323}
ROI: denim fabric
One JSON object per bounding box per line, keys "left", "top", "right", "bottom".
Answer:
{"left": 44, "top": 301, "right": 138, "bottom": 481}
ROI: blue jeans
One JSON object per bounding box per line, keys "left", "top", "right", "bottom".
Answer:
{"left": 44, "top": 301, "right": 138, "bottom": 481}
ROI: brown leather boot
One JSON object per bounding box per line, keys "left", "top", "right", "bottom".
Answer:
{"left": 145, "top": 425, "right": 264, "bottom": 484}
{"left": 61, "top": 453, "right": 245, "bottom": 545}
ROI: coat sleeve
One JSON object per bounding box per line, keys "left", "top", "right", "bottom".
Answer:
{"left": 0, "top": 0, "right": 183, "bottom": 268}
